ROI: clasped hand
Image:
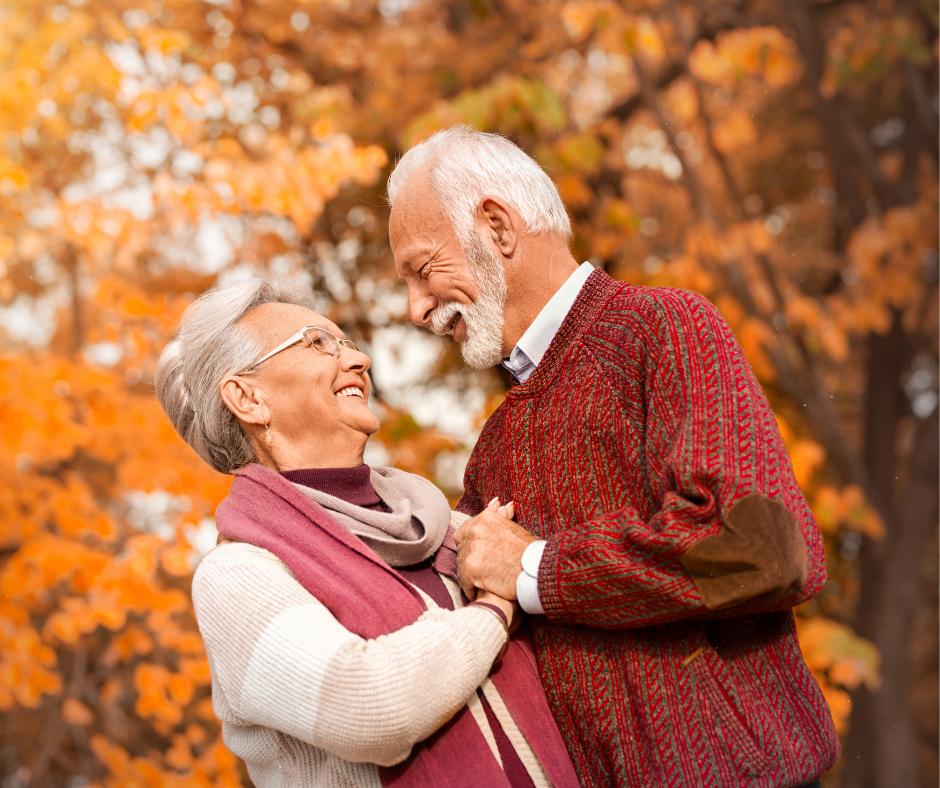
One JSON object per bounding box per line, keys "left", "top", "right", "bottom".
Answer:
{"left": 454, "top": 498, "right": 539, "bottom": 628}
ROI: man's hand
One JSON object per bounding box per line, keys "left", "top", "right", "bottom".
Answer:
{"left": 454, "top": 499, "right": 538, "bottom": 600}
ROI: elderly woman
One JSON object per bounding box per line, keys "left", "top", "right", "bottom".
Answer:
{"left": 154, "top": 277, "right": 577, "bottom": 788}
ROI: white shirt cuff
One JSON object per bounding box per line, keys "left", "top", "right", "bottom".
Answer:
{"left": 515, "top": 540, "right": 547, "bottom": 615}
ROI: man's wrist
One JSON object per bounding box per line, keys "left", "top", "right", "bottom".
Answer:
{"left": 515, "top": 540, "right": 547, "bottom": 615}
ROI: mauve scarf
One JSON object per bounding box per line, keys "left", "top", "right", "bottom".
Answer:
{"left": 292, "top": 466, "right": 451, "bottom": 567}
{"left": 215, "top": 463, "right": 579, "bottom": 788}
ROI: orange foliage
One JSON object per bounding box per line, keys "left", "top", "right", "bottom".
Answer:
{"left": 711, "top": 111, "right": 757, "bottom": 155}
{"left": 689, "top": 27, "right": 802, "bottom": 89}
{"left": 796, "top": 616, "right": 880, "bottom": 733}
{"left": 0, "top": 0, "right": 934, "bottom": 784}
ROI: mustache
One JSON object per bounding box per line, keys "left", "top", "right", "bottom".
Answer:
{"left": 429, "top": 301, "right": 462, "bottom": 336}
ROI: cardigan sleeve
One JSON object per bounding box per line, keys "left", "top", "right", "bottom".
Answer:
{"left": 536, "top": 288, "right": 827, "bottom": 629}
{"left": 192, "top": 542, "right": 506, "bottom": 766}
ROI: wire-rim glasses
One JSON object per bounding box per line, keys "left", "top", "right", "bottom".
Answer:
{"left": 239, "top": 326, "right": 360, "bottom": 374}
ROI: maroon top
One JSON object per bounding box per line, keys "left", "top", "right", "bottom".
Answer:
{"left": 281, "top": 465, "right": 385, "bottom": 510}
{"left": 285, "top": 466, "right": 534, "bottom": 788}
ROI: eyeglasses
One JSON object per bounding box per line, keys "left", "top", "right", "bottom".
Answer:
{"left": 239, "top": 326, "right": 360, "bottom": 374}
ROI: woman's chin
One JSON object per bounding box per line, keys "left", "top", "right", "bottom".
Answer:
{"left": 347, "top": 412, "right": 381, "bottom": 438}
{"left": 337, "top": 395, "right": 380, "bottom": 435}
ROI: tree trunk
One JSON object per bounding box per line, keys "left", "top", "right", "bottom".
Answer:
{"left": 785, "top": 0, "right": 867, "bottom": 249}
{"left": 872, "top": 409, "right": 938, "bottom": 788}
{"left": 910, "top": 522, "right": 940, "bottom": 788}
{"left": 841, "top": 313, "right": 938, "bottom": 788}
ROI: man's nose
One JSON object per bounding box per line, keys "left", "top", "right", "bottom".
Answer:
{"left": 408, "top": 287, "right": 437, "bottom": 326}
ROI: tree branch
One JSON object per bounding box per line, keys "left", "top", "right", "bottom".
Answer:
{"left": 29, "top": 644, "right": 87, "bottom": 788}
{"left": 837, "top": 100, "right": 898, "bottom": 210}
{"left": 610, "top": 60, "right": 685, "bottom": 122}
{"left": 664, "top": 0, "right": 748, "bottom": 215}
{"left": 629, "top": 53, "right": 716, "bottom": 221}
{"left": 902, "top": 58, "right": 940, "bottom": 152}
{"left": 785, "top": 0, "right": 867, "bottom": 246}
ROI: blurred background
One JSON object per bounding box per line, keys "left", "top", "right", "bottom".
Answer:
{"left": 0, "top": 0, "right": 936, "bottom": 786}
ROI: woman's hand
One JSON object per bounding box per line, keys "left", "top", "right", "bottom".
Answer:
{"left": 476, "top": 590, "right": 524, "bottom": 636}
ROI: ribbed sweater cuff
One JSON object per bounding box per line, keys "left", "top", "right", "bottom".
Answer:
{"left": 537, "top": 533, "right": 568, "bottom": 621}
{"left": 458, "top": 605, "right": 510, "bottom": 664}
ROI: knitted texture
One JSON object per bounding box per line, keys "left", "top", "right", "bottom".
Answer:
{"left": 459, "top": 270, "right": 840, "bottom": 788}
{"left": 192, "top": 534, "right": 554, "bottom": 788}
{"left": 211, "top": 464, "right": 579, "bottom": 788}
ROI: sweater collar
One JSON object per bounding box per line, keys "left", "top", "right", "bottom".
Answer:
{"left": 505, "top": 268, "right": 625, "bottom": 399}
{"left": 501, "top": 262, "right": 595, "bottom": 384}
{"left": 281, "top": 465, "right": 382, "bottom": 509}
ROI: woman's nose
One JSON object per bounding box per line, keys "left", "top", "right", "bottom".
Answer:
{"left": 341, "top": 346, "right": 371, "bottom": 373}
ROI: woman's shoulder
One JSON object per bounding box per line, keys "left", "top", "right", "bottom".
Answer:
{"left": 191, "top": 541, "right": 332, "bottom": 640}
{"left": 202, "top": 539, "right": 281, "bottom": 562}
{"left": 197, "top": 540, "right": 286, "bottom": 572}
{"left": 193, "top": 541, "right": 297, "bottom": 600}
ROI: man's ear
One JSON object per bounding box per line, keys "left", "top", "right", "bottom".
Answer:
{"left": 219, "top": 375, "right": 268, "bottom": 426}
{"left": 477, "top": 196, "right": 519, "bottom": 257}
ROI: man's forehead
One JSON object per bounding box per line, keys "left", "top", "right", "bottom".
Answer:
{"left": 390, "top": 166, "right": 447, "bottom": 247}
{"left": 392, "top": 215, "right": 455, "bottom": 286}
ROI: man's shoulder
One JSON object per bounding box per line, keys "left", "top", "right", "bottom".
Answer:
{"left": 593, "top": 277, "right": 716, "bottom": 324}
{"left": 583, "top": 278, "right": 721, "bottom": 351}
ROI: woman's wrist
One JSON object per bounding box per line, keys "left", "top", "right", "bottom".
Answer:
{"left": 469, "top": 591, "right": 525, "bottom": 662}
{"left": 474, "top": 591, "right": 514, "bottom": 622}
{"left": 468, "top": 601, "right": 511, "bottom": 662}
{"left": 469, "top": 600, "right": 508, "bottom": 627}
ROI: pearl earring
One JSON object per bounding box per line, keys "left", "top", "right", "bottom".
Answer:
{"left": 264, "top": 422, "right": 272, "bottom": 443}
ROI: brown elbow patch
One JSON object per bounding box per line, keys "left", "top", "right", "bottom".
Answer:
{"left": 680, "top": 494, "right": 808, "bottom": 611}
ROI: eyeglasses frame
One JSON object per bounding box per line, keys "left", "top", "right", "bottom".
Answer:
{"left": 238, "top": 325, "right": 360, "bottom": 374}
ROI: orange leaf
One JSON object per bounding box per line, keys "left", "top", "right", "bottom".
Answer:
{"left": 711, "top": 111, "right": 757, "bottom": 155}
{"left": 62, "top": 697, "right": 94, "bottom": 725}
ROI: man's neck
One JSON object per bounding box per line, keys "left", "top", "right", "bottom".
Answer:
{"left": 501, "top": 242, "right": 579, "bottom": 354}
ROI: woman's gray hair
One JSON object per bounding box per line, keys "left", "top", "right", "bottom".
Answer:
{"left": 154, "top": 276, "right": 317, "bottom": 474}
{"left": 386, "top": 125, "right": 571, "bottom": 248}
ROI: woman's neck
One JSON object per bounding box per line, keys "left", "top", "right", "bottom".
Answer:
{"left": 253, "top": 437, "right": 365, "bottom": 473}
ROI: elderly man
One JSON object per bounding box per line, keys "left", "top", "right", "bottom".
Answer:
{"left": 387, "top": 126, "right": 839, "bottom": 788}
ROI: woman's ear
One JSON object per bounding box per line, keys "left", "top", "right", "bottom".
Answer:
{"left": 220, "top": 375, "right": 268, "bottom": 426}
{"left": 477, "top": 196, "right": 519, "bottom": 257}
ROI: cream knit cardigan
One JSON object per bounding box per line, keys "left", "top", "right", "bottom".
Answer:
{"left": 191, "top": 513, "right": 553, "bottom": 788}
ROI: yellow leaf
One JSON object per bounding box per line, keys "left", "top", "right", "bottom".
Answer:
{"left": 812, "top": 486, "right": 845, "bottom": 535}
{"left": 789, "top": 438, "right": 826, "bottom": 489}
{"left": 633, "top": 17, "right": 665, "bottom": 64}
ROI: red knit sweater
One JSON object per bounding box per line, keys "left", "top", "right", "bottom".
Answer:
{"left": 458, "top": 271, "right": 840, "bottom": 788}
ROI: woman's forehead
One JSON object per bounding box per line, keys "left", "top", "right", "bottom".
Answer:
{"left": 248, "top": 302, "right": 344, "bottom": 340}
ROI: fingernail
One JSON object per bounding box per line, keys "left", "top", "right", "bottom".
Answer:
{"left": 488, "top": 497, "right": 500, "bottom": 507}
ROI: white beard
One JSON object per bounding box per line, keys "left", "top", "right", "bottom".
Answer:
{"left": 429, "top": 233, "right": 507, "bottom": 370}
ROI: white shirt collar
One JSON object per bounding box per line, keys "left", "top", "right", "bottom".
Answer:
{"left": 501, "top": 262, "right": 595, "bottom": 384}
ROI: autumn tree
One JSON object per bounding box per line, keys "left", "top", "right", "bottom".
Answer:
{"left": 0, "top": 1, "right": 936, "bottom": 787}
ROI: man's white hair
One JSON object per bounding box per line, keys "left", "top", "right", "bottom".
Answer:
{"left": 386, "top": 125, "right": 571, "bottom": 246}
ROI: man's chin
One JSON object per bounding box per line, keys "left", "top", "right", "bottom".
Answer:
{"left": 462, "top": 357, "right": 496, "bottom": 371}
{"left": 460, "top": 341, "right": 503, "bottom": 370}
